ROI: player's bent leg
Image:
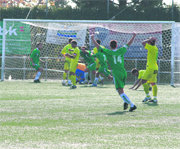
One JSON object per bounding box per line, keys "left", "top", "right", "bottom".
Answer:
{"left": 69, "top": 72, "right": 77, "bottom": 89}
{"left": 114, "top": 71, "right": 136, "bottom": 111}
{"left": 92, "top": 72, "right": 99, "bottom": 87}
{"left": 83, "top": 68, "right": 89, "bottom": 84}
{"left": 142, "top": 80, "right": 151, "bottom": 102}
{"left": 149, "top": 83, "right": 158, "bottom": 103}
{"left": 34, "top": 66, "right": 42, "bottom": 83}
{"left": 62, "top": 70, "right": 69, "bottom": 86}
{"left": 117, "top": 88, "right": 137, "bottom": 112}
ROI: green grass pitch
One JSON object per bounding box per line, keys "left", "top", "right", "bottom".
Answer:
{"left": 0, "top": 81, "right": 180, "bottom": 149}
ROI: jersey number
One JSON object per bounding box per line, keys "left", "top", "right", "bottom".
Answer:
{"left": 103, "top": 55, "right": 107, "bottom": 61}
{"left": 113, "top": 55, "right": 122, "bottom": 64}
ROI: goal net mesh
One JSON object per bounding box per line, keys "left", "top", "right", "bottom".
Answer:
{"left": 1, "top": 20, "right": 179, "bottom": 85}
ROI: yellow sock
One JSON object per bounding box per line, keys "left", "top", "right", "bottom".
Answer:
{"left": 63, "top": 72, "right": 67, "bottom": 80}
{"left": 143, "top": 83, "right": 150, "bottom": 97}
{"left": 152, "top": 85, "right": 158, "bottom": 98}
{"left": 72, "top": 75, "right": 76, "bottom": 86}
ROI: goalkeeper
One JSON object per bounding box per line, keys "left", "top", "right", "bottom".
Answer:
{"left": 30, "top": 43, "right": 45, "bottom": 83}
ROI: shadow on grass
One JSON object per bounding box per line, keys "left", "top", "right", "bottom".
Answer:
{"left": 106, "top": 111, "right": 128, "bottom": 115}
{"left": 79, "top": 85, "right": 109, "bottom": 88}
{"left": 143, "top": 102, "right": 159, "bottom": 107}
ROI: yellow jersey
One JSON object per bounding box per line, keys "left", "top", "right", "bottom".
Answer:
{"left": 145, "top": 43, "right": 158, "bottom": 70}
{"left": 71, "top": 47, "right": 80, "bottom": 63}
{"left": 138, "top": 70, "right": 146, "bottom": 79}
{"left": 61, "top": 44, "right": 72, "bottom": 62}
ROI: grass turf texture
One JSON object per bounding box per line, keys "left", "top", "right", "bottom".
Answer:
{"left": 0, "top": 81, "right": 180, "bottom": 149}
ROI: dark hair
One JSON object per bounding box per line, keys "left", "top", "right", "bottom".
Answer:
{"left": 131, "top": 68, "right": 138, "bottom": 74}
{"left": 110, "top": 40, "right": 117, "bottom": 49}
{"left": 68, "top": 38, "right": 73, "bottom": 43}
{"left": 71, "top": 40, "right": 77, "bottom": 45}
{"left": 96, "top": 40, "right": 101, "bottom": 45}
{"left": 36, "top": 42, "right": 42, "bottom": 47}
{"left": 150, "top": 40, "right": 156, "bottom": 46}
{"left": 81, "top": 46, "right": 86, "bottom": 50}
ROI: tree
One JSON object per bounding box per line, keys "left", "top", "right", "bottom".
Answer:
{"left": 50, "top": 0, "right": 68, "bottom": 8}
{"left": 118, "top": 0, "right": 127, "bottom": 8}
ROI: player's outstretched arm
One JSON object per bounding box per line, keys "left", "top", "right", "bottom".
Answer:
{"left": 127, "top": 32, "right": 136, "bottom": 47}
{"left": 134, "top": 79, "right": 142, "bottom": 90}
{"left": 91, "top": 34, "right": 100, "bottom": 50}
{"left": 129, "top": 79, "right": 141, "bottom": 90}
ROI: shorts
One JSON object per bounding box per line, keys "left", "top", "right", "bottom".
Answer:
{"left": 113, "top": 70, "right": 127, "bottom": 89}
{"left": 87, "top": 62, "right": 96, "bottom": 71}
{"left": 98, "top": 65, "right": 110, "bottom": 77}
{"left": 30, "top": 63, "right": 40, "bottom": 71}
{"left": 70, "top": 62, "right": 78, "bottom": 73}
{"left": 64, "top": 60, "right": 71, "bottom": 71}
{"left": 142, "top": 68, "right": 158, "bottom": 83}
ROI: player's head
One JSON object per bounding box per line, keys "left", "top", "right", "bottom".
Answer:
{"left": 71, "top": 40, "right": 77, "bottom": 48}
{"left": 68, "top": 38, "right": 73, "bottom": 43}
{"left": 131, "top": 68, "right": 139, "bottom": 76}
{"left": 96, "top": 39, "right": 101, "bottom": 45}
{"left": 110, "top": 40, "right": 117, "bottom": 49}
{"left": 81, "top": 46, "right": 86, "bottom": 52}
{"left": 37, "top": 42, "right": 43, "bottom": 50}
{"left": 148, "top": 37, "right": 156, "bottom": 46}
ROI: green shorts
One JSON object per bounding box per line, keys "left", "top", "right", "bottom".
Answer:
{"left": 113, "top": 70, "right": 127, "bottom": 89}
{"left": 98, "top": 65, "right": 110, "bottom": 77}
{"left": 30, "top": 63, "right": 40, "bottom": 71}
{"left": 87, "top": 62, "right": 96, "bottom": 71}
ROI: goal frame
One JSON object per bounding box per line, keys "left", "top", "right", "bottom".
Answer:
{"left": 1, "top": 19, "right": 176, "bottom": 85}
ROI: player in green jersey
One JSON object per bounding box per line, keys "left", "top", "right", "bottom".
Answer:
{"left": 80, "top": 46, "right": 96, "bottom": 84}
{"left": 91, "top": 33, "right": 137, "bottom": 112}
{"left": 91, "top": 49, "right": 113, "bottom": 87}
{"left": 30, "top": 43, "right": 45, "bottom": 83}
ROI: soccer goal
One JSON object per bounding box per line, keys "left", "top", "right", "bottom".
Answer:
{"left": 1, "top": 19, "right": 180, "bottom": 85}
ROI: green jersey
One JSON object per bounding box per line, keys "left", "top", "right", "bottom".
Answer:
{"left": 98, "top": 45, "right": 128, "bottom": 73}
{"left": 30, "top": 48, "right": 40, "bottom": 64}
{"left": 92, "top": 51, "right": 107, "bottom": 66}
{"left": 80, "top": 50, "right": 95, "bottom": 64}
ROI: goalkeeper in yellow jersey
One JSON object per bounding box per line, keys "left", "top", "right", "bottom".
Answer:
{"left": 129, "top": 68, "right": 152, "bottom": 91}
{"left": 61, "top": 38, "right": 73, "bottom": 86}
{"left": 135, "top": 37, "right": 158, "bottom": 103}
{"left": 65, "top": 40, "right": 80, "bottom": 89}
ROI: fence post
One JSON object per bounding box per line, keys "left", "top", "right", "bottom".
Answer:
{"left": 23, "top": 56, "right": 26, "bottom": 80}
{"left": 158, "top": 60, "right": 160, "bottom": 84}
{"left": 45, "top": 58, "right": 48, "bottom": 81}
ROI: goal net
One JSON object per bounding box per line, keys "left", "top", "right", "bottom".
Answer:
{"left": 1, "top": 19, "right": 179, "bottom": 85}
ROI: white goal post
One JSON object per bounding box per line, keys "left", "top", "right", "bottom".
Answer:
{"left": 1, "top": 19, "right": 180, "bottom": 86}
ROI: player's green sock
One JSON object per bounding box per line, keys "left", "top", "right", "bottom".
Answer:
{"left": 143, "top": 83, "right": 150, "bottom": 97}
{"left": 63, "top": 72, "right": 67, "bottom": 80}
{"left": 152, "top": 85, "right": 158, "bottom": 99}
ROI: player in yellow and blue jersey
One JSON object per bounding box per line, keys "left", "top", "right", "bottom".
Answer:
{"left": 61, "top": 38, "right": 73, "bottom": 86}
